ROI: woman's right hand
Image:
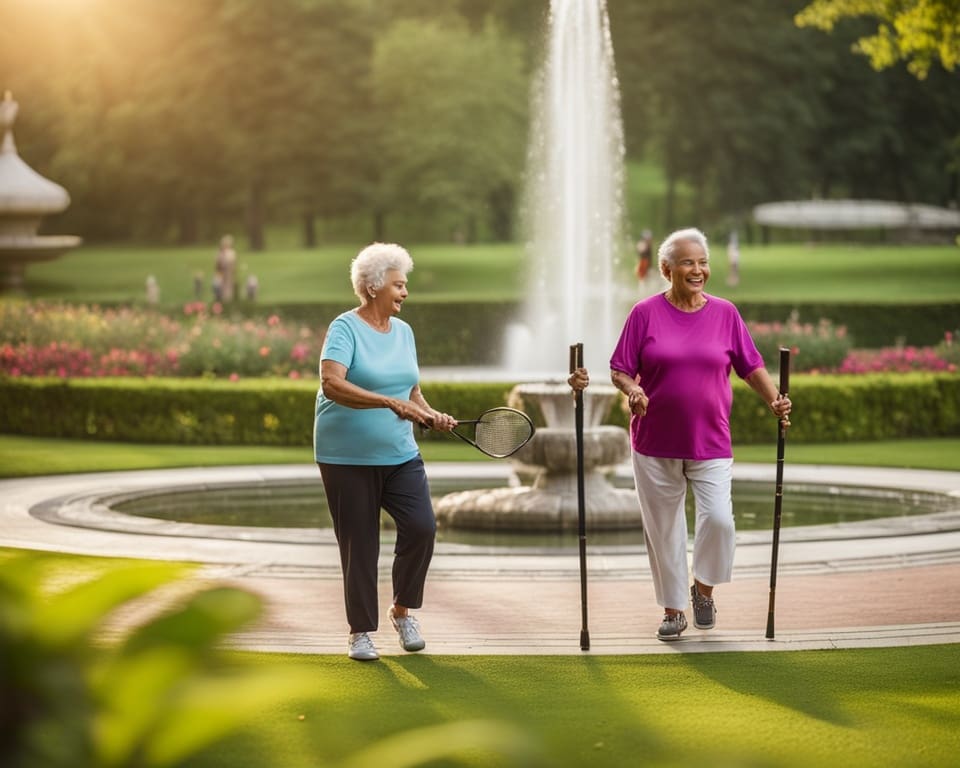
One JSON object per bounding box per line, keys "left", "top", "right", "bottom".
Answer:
{"left": 568, "top": 367, "right": 589, "bottom": 392}
{"left": 390, "top": 399, "right": 439, "bottom": 429}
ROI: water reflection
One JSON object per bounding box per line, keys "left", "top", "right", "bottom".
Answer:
{"left": 111, "top": 478, "right": 952, "bottom": 549}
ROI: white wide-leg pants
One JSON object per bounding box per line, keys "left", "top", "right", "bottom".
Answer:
{"left": 632, "top": 453, "right": 736, "bottom": 610}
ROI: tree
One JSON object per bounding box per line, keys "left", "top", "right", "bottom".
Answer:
{"left": 369, "top": 15, "right": 528, "bottom": 241}
{"left": 795, "top": 0, "right": 960, "bottom": 79}
{"left": 609, "top": 0, "right": 823, "bottom": 227}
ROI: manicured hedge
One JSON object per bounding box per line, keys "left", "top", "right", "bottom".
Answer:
{"left": 0, "top": 377, "right": 519, "bottom": 446}
{"left": 734, "top": 302, "right": 958, "bottom": 349}
{"left": 602, "top": 373, "right": 960, "bottom": 444}
{"left": 2, "top": 374, "right": 958, "bottom": 447}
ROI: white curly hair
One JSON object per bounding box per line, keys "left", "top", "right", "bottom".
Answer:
{"left": 657, "top": 227, "right": 709, "bottom": 270}
{"left": 350, "top": 242, "right": 414, "bottom": 300}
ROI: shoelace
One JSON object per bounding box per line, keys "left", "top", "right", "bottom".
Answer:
{"left": 692, "top": 588, "right": 714, "bottom": 608}
{"left": 396, "top": 615, "right": 421, "bottom": 640}
{"left": 351, "top": 633, "right": 375, "bottom": 651}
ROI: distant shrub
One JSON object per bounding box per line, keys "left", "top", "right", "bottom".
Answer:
{"left": 749, "top": 312, "right": 852, "bottom": 373}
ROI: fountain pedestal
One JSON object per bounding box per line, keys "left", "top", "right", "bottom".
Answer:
{"left": 435, "top": 383, "right": 642, "bottom": 531}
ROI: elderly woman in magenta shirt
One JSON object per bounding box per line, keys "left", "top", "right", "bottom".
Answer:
{"left": 570, "top": 227, "right": 791, "bottom": 641}
{"left": 314, "top": 242, "right": 456, "bottom": 661}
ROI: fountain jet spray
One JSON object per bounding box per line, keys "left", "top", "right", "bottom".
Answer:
{"left": 507, "top": 0, "right": 628, "bottom": 377}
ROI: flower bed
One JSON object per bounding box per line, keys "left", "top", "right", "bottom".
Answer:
{"left": 0, "top": 302, "right": 324, "bottom": 379}
{"left": 0, "top": 302, "right": 956, "bottom": 378}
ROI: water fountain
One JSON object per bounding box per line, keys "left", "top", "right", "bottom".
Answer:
{"left": 505, "top": 0, "right": 631, "bottom": 377}
{"left": 437, "top": 0, "right": 639, "bottom": 532}
{"left": 0, "top": 91, "right": 81, "bottom": 290}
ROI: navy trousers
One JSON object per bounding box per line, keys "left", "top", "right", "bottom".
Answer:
{"left": 318, "top": 456, "right": 436, "bottom": 633}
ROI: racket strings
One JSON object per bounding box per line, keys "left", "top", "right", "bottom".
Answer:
{"left": 474, "top": 411, "right": 533, "bottom": 457}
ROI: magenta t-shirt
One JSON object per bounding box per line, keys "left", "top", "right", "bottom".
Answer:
{"left": 609, "top": 293, "right": 764, "bottom": 460}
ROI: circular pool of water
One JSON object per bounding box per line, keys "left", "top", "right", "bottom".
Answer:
{"left": 106, "top": 477, "right": 954, "bottom": 549}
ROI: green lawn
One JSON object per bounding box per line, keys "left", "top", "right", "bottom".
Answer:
{"left": 3, "top": 434, "right": 960, "bottom": 478}
{"left": 188, "top": 648, "right": 960, "bottom": 768}
{"left": 19, "top": 241, "right": 960, "bottom": 306}
{"left": 0, "top": 435, "right": 482, "bottom": 478}
{"left": 20, "top": 242, "right": 528, "bottom": 305}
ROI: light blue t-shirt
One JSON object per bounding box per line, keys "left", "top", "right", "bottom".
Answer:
{"left": 314, "top": 310, "right": 421, "bottom": 465}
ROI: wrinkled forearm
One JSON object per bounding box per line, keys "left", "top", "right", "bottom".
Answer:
{"left": 321, "top": 373, "right": 396, "bottom": 411}
{"left": 745, "top": 368, "right": 779, "bottom": 405}
{"left": 610, "top": 369, "right": 640, "bottom": 397}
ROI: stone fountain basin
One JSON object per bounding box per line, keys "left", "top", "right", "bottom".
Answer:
{"left": 512, "top": 425, "right": 629, "bottom": 473}
{"left": 511, "top": 382, "right": 620, "bottom": 430}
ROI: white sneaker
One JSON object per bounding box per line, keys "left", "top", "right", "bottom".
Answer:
{"left": 348, "top": 632, "right": 379, "bottom": 661}
{"left": 388, "top": 606, "right": 425, "bottom": 652}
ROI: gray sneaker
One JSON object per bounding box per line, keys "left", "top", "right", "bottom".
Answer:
{"left": 348, "top": 632, "right": 379, "bottom": 661}
{"left": 690, "top": 584, "right": 716, "bottom": 630}
{"left": 389, "top": 607, "right": 426, "bottom": 652}
{"left": 657, "top": 611, "right": 687, "bottom": 641}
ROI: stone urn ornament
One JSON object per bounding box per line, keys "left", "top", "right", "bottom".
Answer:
{"left": 0, "top": 91, "right": 81, "bottom": 290}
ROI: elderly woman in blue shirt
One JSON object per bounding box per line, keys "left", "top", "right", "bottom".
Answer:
{"left": 314, "top": 242, "right": 456, "bottom": 661}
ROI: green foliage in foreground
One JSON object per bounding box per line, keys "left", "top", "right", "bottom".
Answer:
{"left": 185, "top": 647, "right": 960, "bottom": 768}
{"left": 0, "top": 553, "right": 317, "bottom": 768}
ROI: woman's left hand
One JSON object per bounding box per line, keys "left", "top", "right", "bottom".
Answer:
{"left": 771, "top": 394, "right": 792, "bottom": 425}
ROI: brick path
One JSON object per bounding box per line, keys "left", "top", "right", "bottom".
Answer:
{"left": 2, "top": 463, "right": 959, "bottom": 656}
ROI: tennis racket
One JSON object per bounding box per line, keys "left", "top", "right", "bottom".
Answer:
{"left": 434, "top": 407, "right": 535, "bottom": 459}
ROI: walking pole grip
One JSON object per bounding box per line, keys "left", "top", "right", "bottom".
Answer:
{"left": 779, "top": 347, "right": 790, "bottom": 406}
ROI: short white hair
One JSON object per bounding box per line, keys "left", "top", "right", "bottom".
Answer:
{"left": 658, "top": 227, "right": 709, "bottom": 269}
{"left": 350, "top": 242, "right": 414, "bottom": 299}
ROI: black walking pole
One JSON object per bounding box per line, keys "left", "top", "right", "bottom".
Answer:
{"left": 765, "top": 347, "right": 791, "bottom": 640}
{"left": 570, "top": 342, "right": 590, "bottom": 651}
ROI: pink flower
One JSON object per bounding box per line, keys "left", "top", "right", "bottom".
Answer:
{"left": 290, "top": 343, "right": 309, "bottom": 362}
{"left": 229, "top": 372, "right": 239, "bottom": 381}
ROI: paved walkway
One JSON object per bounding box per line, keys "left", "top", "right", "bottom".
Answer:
{"left": 2, "top": 463, "right": 959, "bottom": 656}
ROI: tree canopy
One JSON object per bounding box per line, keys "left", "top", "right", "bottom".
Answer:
{"left": 795, "top": 0, "right": 960, "bottom": 78}
{"left": 2, "top": 0, "right": 958, "bottom": 246}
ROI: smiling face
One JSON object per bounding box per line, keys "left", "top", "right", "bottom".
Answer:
{"left": 371, "top": 269, "right": 409, "bottom": 315}
{"left": 663, "top": 239, "right": 710, "bottom": 300}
